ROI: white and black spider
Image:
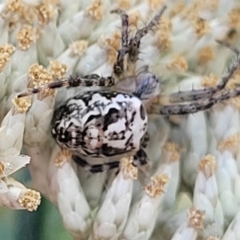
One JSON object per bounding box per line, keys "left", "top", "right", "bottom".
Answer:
{"left": 18, "top": 6, "right": 240, "bottom": 173}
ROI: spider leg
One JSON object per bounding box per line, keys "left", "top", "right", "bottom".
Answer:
{"left": 110, "top": 9, "right": 129, "bottom": 51}
{"left": 72, "top": 155, "right": 120, "bottom": 173}
{"left": 111, "top": 9, "right": 130, "bottom": 77}
{"left": 216, "top": 40, "right": 240, "bottom": 55}
{"left": 17, "top": 74, "right": 116, "bottom": 98}
{"left": 152, "top": 87, "right": 240, "bottom": 115}
{"left": 72, "top": 149, "right": 149, "bottom": 173}
{"left": 164, "top": 42, "right": 240, "bottom": 103}
{"left": 128, "top": 5, "right": 167, "bottom": 64}
{"left": 132, "top": 149, "right": 149, "bottom": 167}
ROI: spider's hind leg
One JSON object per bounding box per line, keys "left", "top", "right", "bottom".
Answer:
{"left": 72, "top": 155, "right": 120, "bottom": 173}
{"left": 72, "top": 149, "right": 151, "bottom": 174}
{"left": 132, "top": 148, "right": 149, "bottom": 167}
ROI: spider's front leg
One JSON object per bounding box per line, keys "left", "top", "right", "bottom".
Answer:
{"left": 153, "top": 87, "right": 240, "bottom": 115}
{"left": 110, "top": 8, "right": 130, "bottom": 78}
{"left": 163, "top": 41, "right": 240, "bottom": 103}
{"left": 111, "top": 5, "right": 167, "bottom": 78}
{"left": 17, "top": 74, "right": 116, "bottom": 98}
{"left": 151, "top": 43, "right": 240, "bottom": 116}
{"left": 128, "top": 5, "right": 167, "bottom": 65}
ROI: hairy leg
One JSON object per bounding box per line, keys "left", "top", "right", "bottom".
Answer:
{"left": 153, "top": 87, "right": 240, "bottom": 115}
{"left": 17, "top": 74, "right": 116, "bottom": 98}
{"left": 72, "top": 149, "right": 149, "bottom": 173}
{"left": 128, "top": 5, "right": 167, "bottom": 63}
{"left": 163, "top": 41, "right": 240, "bottom": 103}
{"left": 72, "top": 155, "right": 120, "bottom": 173}
{"left": 111, "top": 8, "right": 130, "bottom": 77}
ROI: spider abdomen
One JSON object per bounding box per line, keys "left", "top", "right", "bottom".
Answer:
{"left": 51, "top": 90, "right": 148, "bottom": 158}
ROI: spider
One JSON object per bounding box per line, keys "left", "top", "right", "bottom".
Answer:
{"left": 17, "top": 6, "right": 240, "bottom": 173}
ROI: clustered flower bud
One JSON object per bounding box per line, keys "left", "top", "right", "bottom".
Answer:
{"left": 0, "top": 0, "right": 240, "bottom": 239}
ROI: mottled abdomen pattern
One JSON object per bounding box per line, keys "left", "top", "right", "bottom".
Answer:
{"left": 51, "top": 91, "right": 148, "bottom": 158}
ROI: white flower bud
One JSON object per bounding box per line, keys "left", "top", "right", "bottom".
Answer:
{"left": 93, "top": 157, "right": 135, "bottom": 240}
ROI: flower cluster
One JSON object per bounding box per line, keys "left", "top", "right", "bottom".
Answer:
{"left": 0, "top": 0, "right": 240, "bottom": 239}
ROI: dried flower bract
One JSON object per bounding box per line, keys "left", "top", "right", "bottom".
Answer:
{"left": 12, "top": 97, "right": 32, "bottom": 113}
{"left": 55, "top": 149, "right": 72, "bottom": 167}
{"left": 16, "top": 25, "right": 38, "bottom": 50}
{"left": 120, "top": 156, "right": 138, "bottom": 179}
{"left": 69, "top": 41, "right": 88, "bottom": 57}
{"left": 188, "top": 208, "right": 205, "bottom": 229}
{"left": 86, "top": 0, "right": 103, "bottom": 21}
{"left": 144, "top": 174, "right": 169, "bottom": 198}
{"left": 50, "top": 61, "right": 68, "bottom": 79}
{"left": 163, "top": 142, "right": 180, "bottom": 162}
{"left": 167, "top": 55, "right": 188, "bottom": 71}
{"left": 0, "top": 44, "right": 15, "bottom": 72}
{"left": 198, "top": 155, "right": 217, "bottom": 178}
{"left": 18, "top": 190, "right": 41, "bottom": 211}
{"left": 198, "top": 47, "right": 216, "bottom": 64}
{"left": 218, "top": 133, "right": 240, "bottom": 156}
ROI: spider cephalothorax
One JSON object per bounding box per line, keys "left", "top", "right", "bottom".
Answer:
{"left": 18, "top": 6, "right": 240, "bottom": 173}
